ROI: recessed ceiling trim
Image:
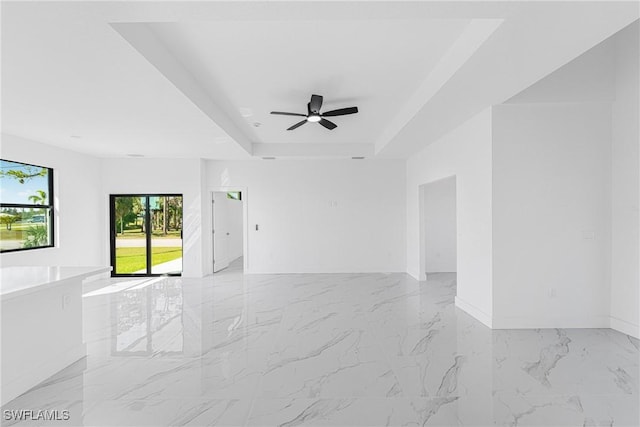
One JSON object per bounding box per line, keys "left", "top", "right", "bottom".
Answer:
{"left": 111, "top": 22, "right": 253, "bottom": 156}
{"left": 374, "top": 19, "right": 503, "bottom": 155}
{"left": 253, "top": 143, "right": 373, "bottom": 159}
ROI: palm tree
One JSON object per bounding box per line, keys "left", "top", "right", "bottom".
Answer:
{"left": 28, "top": 190, "right": 47, "bottom": 205}
{"left": 23, "top": 225, "right": 48, "bottom": 248}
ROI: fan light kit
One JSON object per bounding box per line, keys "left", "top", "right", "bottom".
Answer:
{"left": 271, "top": 94, "right": 358, "bottom": 131}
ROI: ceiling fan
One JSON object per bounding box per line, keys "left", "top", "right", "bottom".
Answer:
{"left": 270, "top": 94, "right": 358, "bottom": 131}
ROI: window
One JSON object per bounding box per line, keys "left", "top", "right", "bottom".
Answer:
{"left": 0, "top": 159, "right": 54, "bottom": 252}
{"left": 226, "top": 191, "right": 241, "bottom": 201}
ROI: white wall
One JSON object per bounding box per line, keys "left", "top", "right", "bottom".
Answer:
{"left": 101, "top": 158, "right": 206, "bottom": 278}
{"left": 0, "top": 134, "right": 104, "bottom": 267}
{"left": 492, "top": 103, "right": 611, "bottom": 329}
{"left": 407, "top": 108, "right": 493, "bottom": 326}
{"left": 423, "top": 177, "right": 457, "bottom": 273}
{"left": 492, "top": 20, "right": 639, "bottom": 336}
{"left": 610, "top": 22, "right": 639, "bottom": 337}
{"left": 205, "top": 159, "right": 406, "bottom": 274}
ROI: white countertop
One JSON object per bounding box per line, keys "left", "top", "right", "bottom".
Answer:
{"left": 0, "top": 266, "right": 112, "bottom": 300}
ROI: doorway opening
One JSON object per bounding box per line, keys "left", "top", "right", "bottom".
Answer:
{"left": 110, "top": 194, "right": 183, "bottom": 277}
{"left": 419, "top": 177, "right": 457, "bottom": 281}
{"left": 212, "top": 191, "right": 244, "bottom": 273}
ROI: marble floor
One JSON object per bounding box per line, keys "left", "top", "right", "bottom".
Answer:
{"left": 2, "top": 266, "right": 638, "bottom": 426}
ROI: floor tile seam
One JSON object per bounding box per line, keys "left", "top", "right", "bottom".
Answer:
{"left": 490, "top": 391, "right": 639, "bottom": 397}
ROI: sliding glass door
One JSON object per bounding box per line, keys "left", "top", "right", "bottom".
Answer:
{"left": 110, "top": 195, "right": 183, "bottom": 276}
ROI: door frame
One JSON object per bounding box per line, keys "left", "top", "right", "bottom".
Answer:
{"left": 109, "top": 193, "right": 183, "bottom": 277}
{"left": 209, "top": 187, "right": 248, "bottom": 274}
{"left": 418, "top": 176, "right": 457, "bottom": 281}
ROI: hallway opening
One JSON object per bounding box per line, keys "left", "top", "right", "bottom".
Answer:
{"left": 419, "top": 176, "right": 457, "bottom": 281}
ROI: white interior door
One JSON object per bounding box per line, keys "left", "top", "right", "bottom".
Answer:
{"left": 212, "top": 192, "right": 230, "bottom": 272}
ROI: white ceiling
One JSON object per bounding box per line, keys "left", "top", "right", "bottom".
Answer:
{"left": 1, "top": 2, "right": 638, "bottom": 160}
{"left": 148, "top": 19, "right": 470, "bottom": 144}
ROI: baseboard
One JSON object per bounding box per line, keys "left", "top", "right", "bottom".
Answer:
{"left": 245, "top": 270, "right": 406, "bottom": 275}
{"left": 1, "top": 344, "right": 86, "bottom": 406}
{"left": 491, "top": 314, "right": 610, "bottom": 330}
{"left": 609, "top": 316, "right": 640, "bottom": 339}
{"left": 455, "top": 296, "right": 492, "bottom": 328}
{"left": 406, "top": 271, "right": 422, "bottom": 281}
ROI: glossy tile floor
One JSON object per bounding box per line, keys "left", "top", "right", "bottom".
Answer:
{"left": 3, "top": 259, "right": 639, "bottom": 426}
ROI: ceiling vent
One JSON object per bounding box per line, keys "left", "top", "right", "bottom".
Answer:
{"left": 351, "top": 156, "right": 365, "bottom": 160}
{"left": 262, "top": 157, "right": 276, "bottom": 160}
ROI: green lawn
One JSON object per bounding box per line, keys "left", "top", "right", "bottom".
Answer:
{"left": 0, "top": 223, "right": 48, "bottom": 250}
{"left": 115, "top": 247, "right": 182, "bottom": 274}
{"left": 0, "top": 222, "right": 34, "bottom": 239}
{"left": 0, "top": 229, "right": 25, "bottom": 241}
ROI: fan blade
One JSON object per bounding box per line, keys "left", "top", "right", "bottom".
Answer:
{"left": 319, "top": 118, "right": 337, "bottom": 130}
{"left": 322, "top": 106, "right": 358, "bottom": 117}
{"left": 287, "top": 120, "right": 308, "bottom": 131}
{"left": 310, "top": 94, "right": 323, "bottom": 113}
{"left": 271, "top": 111, "right": 307, "bottom": 117}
